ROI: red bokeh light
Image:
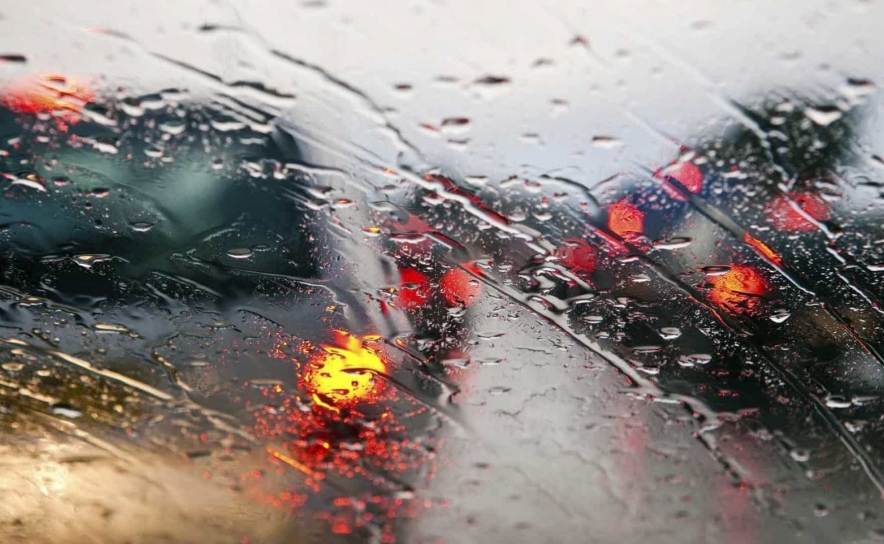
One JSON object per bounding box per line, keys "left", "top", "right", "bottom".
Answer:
{"left": 386, "top": 214, "right": 436, "bottom": 257}
{"left": 441, "top": 268, "right": 481, "bottom": 307}
{"left": 396, "top": 267, "right": 431, "bottom": 309}
{"left": 1, "top": 73, "right": 94, "bottom": 128}
{"left": 657, "top": 162, "right": 704, "bottom": 200}
{"left": 766, "top": 192, "right": 830, "bottom": 232}
{"left": 554, "top": 238, "right": 597, "bottom": 276}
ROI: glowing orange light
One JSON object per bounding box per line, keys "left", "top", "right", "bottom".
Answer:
{"left": 396, "top": 266, "right": 431, "bottom": 309}
{"left": 608, "top": 199, "right": 644, "bottom": 239}
{"left": 707, "top": 265, "right": 770, "bottom": 316}
{"left": 766, "top": 192, "right": 830, "bottom": 232}
{"left": 302, "top": 330, "right": 388, "bottom": 410}
{"left": 743, "top": 233, "right": 783, "bottom": 267}
{"left": 554, "top": 238, "right": 597, "bottom": 275}
{"left": 255, "top": 329, "right": 430, "bottom": 541}
{"left": 1, "top": 73, "right": 94, "bottom": 127}
{"left": 657, "top": 162, "right": 703, "bottom": 200}
{"left": 441, "top": 268, "right": 481, "bottom": 307}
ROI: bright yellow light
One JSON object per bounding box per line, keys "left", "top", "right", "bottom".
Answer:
{"left": 302, "top": 330, "right": 387, "bottom": 409}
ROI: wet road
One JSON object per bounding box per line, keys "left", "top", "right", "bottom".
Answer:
{"left": 3, "top": 1, "right": 884, "bottom": 543}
